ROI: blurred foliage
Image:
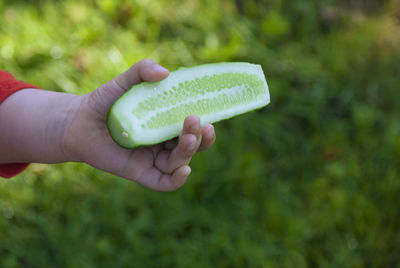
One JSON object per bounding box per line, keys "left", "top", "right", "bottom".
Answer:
{"left": 1, "top": 0, "right": 400, "bottom": 267}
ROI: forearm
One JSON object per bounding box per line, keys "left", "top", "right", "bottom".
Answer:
{"left": 0, "top": 89, "right": 80, "bottom": 164}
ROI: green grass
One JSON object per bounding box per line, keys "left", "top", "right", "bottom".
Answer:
{"left": 1, "top": 0, "right": 400, "bottom": 267}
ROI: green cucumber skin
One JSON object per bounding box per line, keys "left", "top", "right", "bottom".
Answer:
{"left": 107, "top": 62, "right": 269, "bottom": 148}
{"left": 106, "top": 110, "right": 134, "bottom": 149}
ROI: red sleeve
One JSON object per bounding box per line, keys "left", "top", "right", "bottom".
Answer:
{"left": 0, "top": 71, "right": 41, "bottom": 178}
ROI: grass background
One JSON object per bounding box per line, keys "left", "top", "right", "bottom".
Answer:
{"left": 1, "top": 0, "right": 400, "bottom": 267}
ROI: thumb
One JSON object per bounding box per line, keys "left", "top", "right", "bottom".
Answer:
{"left": 89, "top": 59, "right": 169, "bottom": 114}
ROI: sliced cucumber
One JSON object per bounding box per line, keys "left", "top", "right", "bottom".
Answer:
{"left": 107, "top": 62, "right": 270, "bottom": 148}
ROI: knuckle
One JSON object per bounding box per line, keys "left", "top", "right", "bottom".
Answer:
{"left": 139, "top": 59, "right": 156, "bottom": 66}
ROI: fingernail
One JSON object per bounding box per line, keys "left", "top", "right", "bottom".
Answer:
{"left": 193, "top": 124, "right": 200, "bottom": 133}
{"left": 182, "top": 166, "right": 191, "bottom": 176}
{"left": 191, "top": 120, "right": 200, "bottom": 132}
{"left": 152, "top": 65, "right": 169, "bottom": 73}
{"left": 206, "top": 130, "right": 214, "bottom": 140}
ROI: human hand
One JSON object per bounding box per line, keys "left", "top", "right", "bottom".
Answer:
{"left": 63, "top": 60, "right": 216, "bottom": 191}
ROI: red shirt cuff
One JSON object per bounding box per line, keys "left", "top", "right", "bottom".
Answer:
{"left": 0, "top": 163, "right": 30, "bottom": 178}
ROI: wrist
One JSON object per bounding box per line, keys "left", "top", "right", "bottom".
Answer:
{"left": 0, "top": 89, "right": 82, "bottom": 163}
{"left": 51, "top": 92, "right": 84, "bottom": 163}
{"left": 60, "top": 94, "right": 89, "bottom": 163}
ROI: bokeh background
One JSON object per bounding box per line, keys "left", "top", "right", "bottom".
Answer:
{"left": 1, "top": 0, "right": 400, "bottom": 267}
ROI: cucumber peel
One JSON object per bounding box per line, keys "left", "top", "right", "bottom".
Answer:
{"left": 107, "top": 62, "right": 270, "bottom": 148}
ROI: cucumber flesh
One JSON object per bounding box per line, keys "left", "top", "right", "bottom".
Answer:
{"left": 107, "top": 62, "right": 270, "bottom": 148}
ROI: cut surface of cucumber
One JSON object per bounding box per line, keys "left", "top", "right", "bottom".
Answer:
{"left": 107, "top": 62, "right": 270, "bottom": 148}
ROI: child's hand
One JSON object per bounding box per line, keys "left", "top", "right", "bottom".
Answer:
{"left": 63, "top": 60, "right": 216, "bottom": 191}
